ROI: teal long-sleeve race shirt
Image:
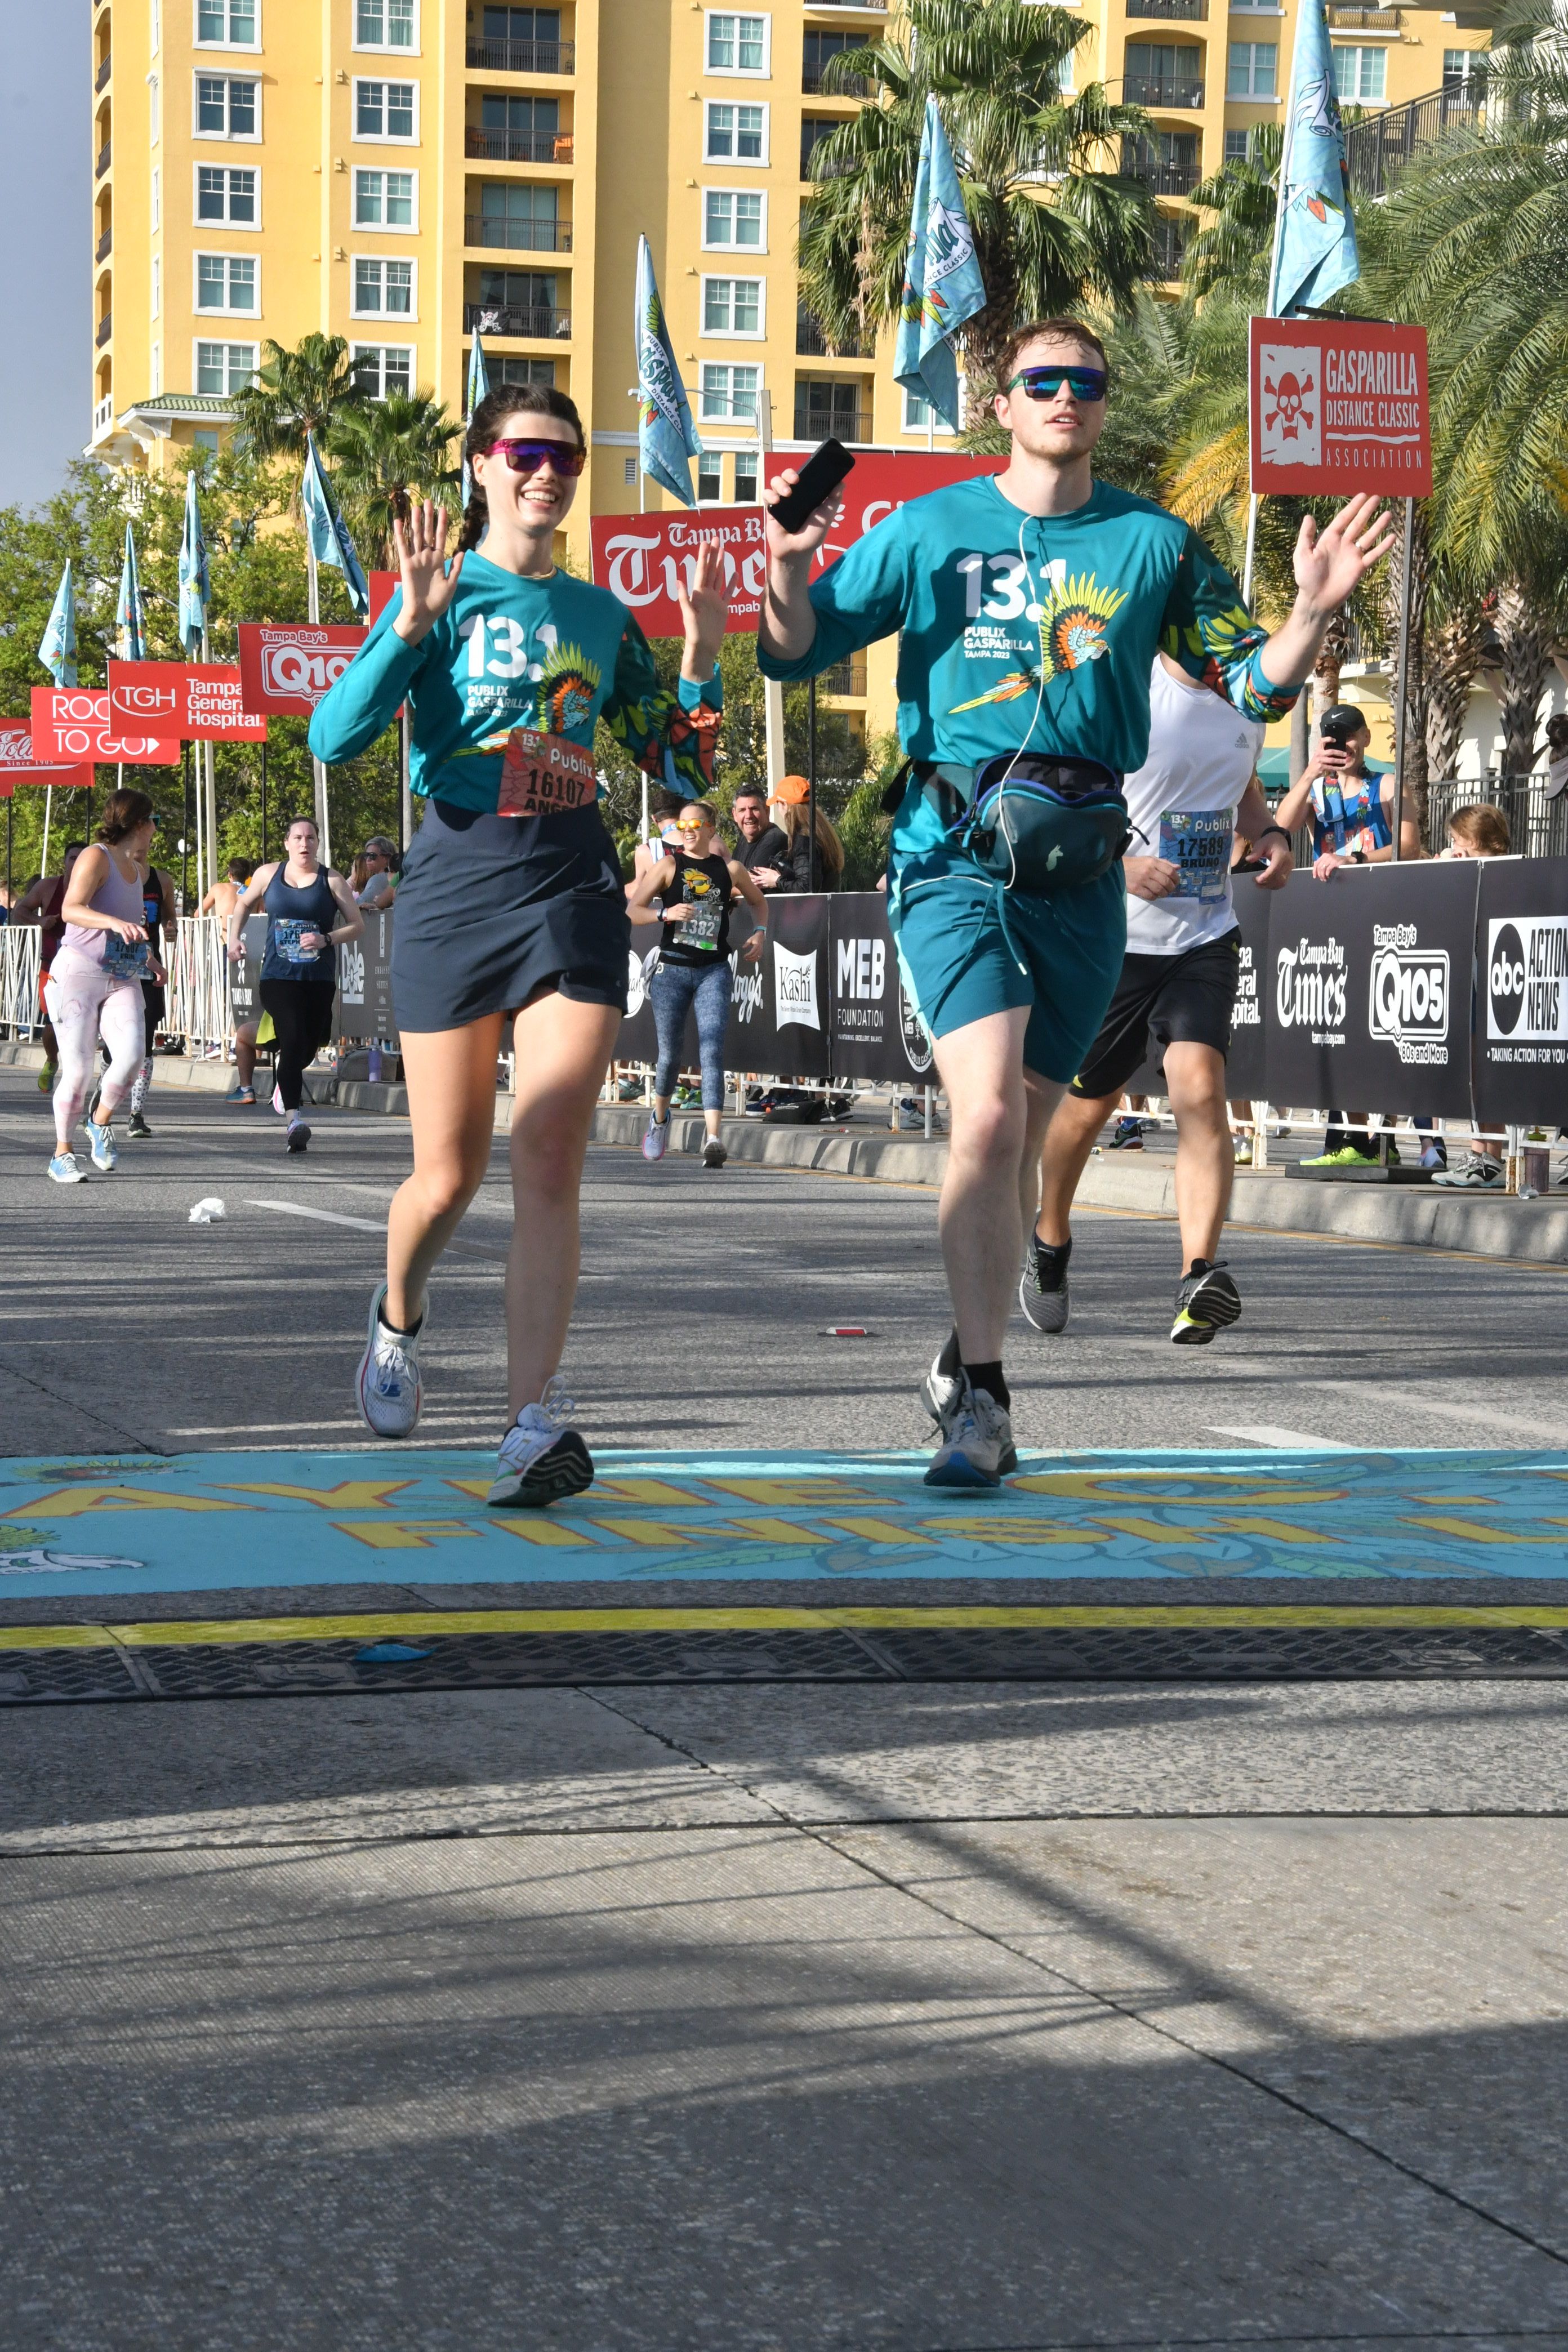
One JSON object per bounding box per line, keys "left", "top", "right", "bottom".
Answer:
{"left": 308, "top": 550, "right": 721, "bottom": 814}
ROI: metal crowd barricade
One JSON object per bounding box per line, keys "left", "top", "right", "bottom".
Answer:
{"left": 164, "top": 915, "right": 235, "bottom": 1053}
{"left": 0, "top": 925, "right": 42, "bottom": 1036}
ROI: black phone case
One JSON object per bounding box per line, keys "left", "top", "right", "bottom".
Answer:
{"left": 769, "top": 438, "right": 856, "bottom": 534}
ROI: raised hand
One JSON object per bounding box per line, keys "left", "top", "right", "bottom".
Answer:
{"left": 391, "top": 500, "right": 465, "bottom": 646}
{"left": 1293, "top": 494, "right": 1398, "bottom": 618}
{"left": 762, "top": 469, "right": 843, "bottom": 566}
{"left": 677, "top": 540, "right": 732, "bottom": 678}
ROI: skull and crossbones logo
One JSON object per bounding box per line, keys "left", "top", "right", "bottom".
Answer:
{"left": 1263, "top": 367, "right": 1315, "bottom": 440}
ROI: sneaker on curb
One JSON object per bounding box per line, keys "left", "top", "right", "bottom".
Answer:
{"left": 1299, "top": 1144, "right": 1380, "bottom": 1170}
{"left": 701, "top": 1135, "right": 727, "bottom": 1169}
{"left": 642, "top": 1113, "right": 670, "bottom": 1162}
{"left": 126, "top": 1111, "right": 152, "bottom": 1140}
{"left": 286, "top": 1116, "right": 310, "bottom": 1153}
{"left": 1107, "top": 1116, "right": 1144, "bottom": 1151}
{"left": 925, "top": 1378, "right": 1015, "bottom": 1490}
{"left": 355, "top": 1282, "right": 425, "bottom": 1438}
{"left": 1171, "top": 1260, "right": 1242, "bottom": 1347}
{"left": 487, "top": 1380, "right": 594, "bottom": 1508}
{"left": 37, "top": 1061, "right": 56, "bottom": 1094}
{"left": 84, "top": 1119, "right": 118, "bottom": 1174}
{"left": 230, "top": 1085, "right": 257, "bottom": 1106}
{"left": 1019, "top": 1232, "right": 1071, "bottom": 1336}
{"left": 1418, "top": 1141, "right": 1449, "bottom": 1172}
{"left": 1432, "top": 1151, "right": 1503, "bottom": 1190}
{"left": 47, "top": 1150, "right": 86, "bottom": 1186}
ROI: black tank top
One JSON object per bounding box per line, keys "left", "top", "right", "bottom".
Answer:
{"left": 660, "top": 850, "right": 733, "bottom": 967}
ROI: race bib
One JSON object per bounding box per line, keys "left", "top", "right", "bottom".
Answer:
{"left": 101, "top": 934, "right": 150, "bottom": 984}
{"left": 497, "top": 729, "right": 599, "bottom": 819}
{"left": 679, "top": 878, "right": 725, "bottom": 952}
{"left": 1157, "top": 808, "right": 1234, "bottom": 902}
{"left": 272, "top": 917, "right": 319, "bottom": 965}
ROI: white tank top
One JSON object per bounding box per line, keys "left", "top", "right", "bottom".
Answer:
{"left": 1122, "top": 658, "right": 1265, "bottom": 955}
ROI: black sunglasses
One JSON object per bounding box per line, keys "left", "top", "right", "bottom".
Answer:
{"left": 1007, "top": 365, "right": 1110, "bottom": 403}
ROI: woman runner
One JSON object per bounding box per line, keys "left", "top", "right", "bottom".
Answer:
{"left": 225, "top": 816, "right": 362, "bottom": 1154}
{"left": 309, "top": 384, "right": 728, "bottom": 1505}
{"left": 627, "top": 799, "right": 767, "bottom": 1169}
{"left": 43, "top": 790, "right": 164, "bottom": 1184}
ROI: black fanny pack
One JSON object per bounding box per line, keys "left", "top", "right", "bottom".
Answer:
{"left": 883, "top": 754, "right": 1130, "bottom": 896}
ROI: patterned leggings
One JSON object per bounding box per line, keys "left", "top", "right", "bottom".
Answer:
{"left": 650, "top": 957, "right": 733, "bottom": 1110}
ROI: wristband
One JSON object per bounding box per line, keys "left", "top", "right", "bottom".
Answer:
{"left": 1351, "top": 849, "right": 1367, "bottom": 865}
{"left": 1259, "top": 823, "right": 1291, "bottom": 843}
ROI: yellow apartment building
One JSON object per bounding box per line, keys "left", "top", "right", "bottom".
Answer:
{"left": 88, "top": 0, "right": 1492, "bottom": 748}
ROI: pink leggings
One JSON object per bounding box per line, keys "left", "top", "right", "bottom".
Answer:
{"left": 43, "top": 957, "right": 146, "bottom": 1151}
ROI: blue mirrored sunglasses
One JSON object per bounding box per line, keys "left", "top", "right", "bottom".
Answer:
{"left": 1008, "top": 366, "right": 1109, "bottom": 403}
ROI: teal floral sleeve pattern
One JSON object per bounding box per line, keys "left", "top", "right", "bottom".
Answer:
{"left": 1161, "top": 527, "right": 1302, "bottom": 721}
{"left": 602, "top": 615, "right": 722, "bottom": 793}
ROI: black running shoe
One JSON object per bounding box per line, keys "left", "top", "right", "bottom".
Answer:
{"left": 126, "top": 1111, "right": 152, "bottom": 1139}
{"left": 1019, "top": 1233, "right": 1071, "bottom": 1335}
{"left": 286, "top": 1118, "right": 311, "bottom": 1153}
{"left": 1171, "top": 1260, "right": 1242, "bottom": 1347}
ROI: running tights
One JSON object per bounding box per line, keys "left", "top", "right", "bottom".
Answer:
{"left": 259, "top": 979, "right": 338, "bottom": 1113}
{"left": 649, "top": 958, "right": 732, "bottom": 1109}
{"left": 44, "top": 959, "right": 145, "bottom": 1150}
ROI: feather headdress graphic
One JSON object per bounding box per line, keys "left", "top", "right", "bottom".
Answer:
{"left": 950, "top": 572, "right": 1129, "bottom": 712}
{"left": 533, "top": 642, "right": 601, "bottom": 736}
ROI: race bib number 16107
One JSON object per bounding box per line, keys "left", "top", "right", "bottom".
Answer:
{"left": 497, "top": 729, "right": 598, "bottom": 818}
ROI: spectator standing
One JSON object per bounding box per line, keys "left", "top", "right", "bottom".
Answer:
{"left": 1433, "top": 803, "right": 1513, "bottom": 1189}
{"left": 357, "top": 836, "right": 399, "bottom": 908}
{"left": 769, "top": 776, "right": 844, "bottom": 892}
{"left": 730, "top": 786, "right": 789, "bottom": 885}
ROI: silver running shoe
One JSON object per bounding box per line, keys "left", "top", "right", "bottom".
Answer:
{"left": 47, "top": 1150, "right": 87, "bottom": 1186}
{"left": 1018, "top": 1235, "right": 1071, "bottom": 1335}
{"left": 925, "top": 1377, "right": 1015, "bottom": 1490}
{"left": 83, "top": 1119, "right": 118, "bottom": 1174}
{"left": 919, "top": 1349, "right": 963, "bottom": 1427}
{"left": 355, "top": 1282, "right": 425, "bottom": 1438}
{"left": 487, "top": 1378, "right": 594, "bottom": 1508}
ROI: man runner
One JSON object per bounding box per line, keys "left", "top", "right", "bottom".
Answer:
{"left": 758, "top": 317, "right": 1393, "bottom": 1486}
{"left": 1028, "top": 652, "right": 1294, "bottom": 1348}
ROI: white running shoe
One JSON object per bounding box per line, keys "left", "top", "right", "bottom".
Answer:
{"left": 286, "top": 1115, "right": 311, "bottom": 1153}
{"left": 642, "top": 1114, "right": 670, "bottom": 1162}
{"left": 47, "top": 1151, "right": 86, "bottom": 1186}
{"left": 925, "top": 1378, "right": 1015, "bottom": 1490}
{"left": 84, "top": 1120, "right": 118, "bottom": 1173}
{"left": 701, "top": 1135, "right": 728, "bottom": 1169}
{"left": 355, "top": 1283, "right": 425, "bottom": 1438}
{"left": 919, "top": 1348, "right": 963, "bottom": 1427}
{"left": 486, "top": 1379, "right": 594, "bottom": 1508}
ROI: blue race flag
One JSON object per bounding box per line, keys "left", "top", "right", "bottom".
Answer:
{"left": 38, "top": 560, "right": 78, "bottom": 687}
{"left": 462, "top": 326, "right": 492, "bottom": 509}
{"left": 635, "top": 233, "right": 703, "bottom": 506}
{"left": 115, "top": 525, "right": 148, "bottom": 663}
{"left": 177, "top": 470, "right": 210, "bottom": 656}
{"left": 1267, "top": 0, "right": 1360, "bottom": 317}
{"left": 894, "top": 96, "right": 988, "bottom": 433}
{"left": 302, "top": 431, "right": 369, "bottom": 618}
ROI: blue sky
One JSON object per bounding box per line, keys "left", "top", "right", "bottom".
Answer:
{"left": 0, "top": 5, "right": 91, "bottom": 511}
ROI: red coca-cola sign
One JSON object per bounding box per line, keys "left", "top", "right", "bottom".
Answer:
{"left": 106, "top": 661, "right": 268, "bottom": 741}
{"left": 29, "top": 689, "right": 181, "bottom": 765}
{"left": 238, "top": 624, "right": 367, "bottom": 716}
{"left": 0, "top": 721, "right": 93, "bottom": 794}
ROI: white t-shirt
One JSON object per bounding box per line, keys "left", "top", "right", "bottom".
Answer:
{"left": 1122, "top": 658, "right": 1266, "bottom": 955}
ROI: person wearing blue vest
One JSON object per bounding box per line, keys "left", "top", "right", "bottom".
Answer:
{"left": 758, "top": 315, "right": 1396, "bottom": 1486}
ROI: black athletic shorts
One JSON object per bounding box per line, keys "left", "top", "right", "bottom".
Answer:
{"left": 1069, "top": 926, "right": 1241, "bottom": 1101}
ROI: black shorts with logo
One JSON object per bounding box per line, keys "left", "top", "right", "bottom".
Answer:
{"left": 1069, "top": 926, "right": 1241, "bottom": 1101}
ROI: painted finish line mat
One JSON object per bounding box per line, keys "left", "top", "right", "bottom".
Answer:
{"left": 3, "top": 1447, "right": 1568, "bottom": 1600}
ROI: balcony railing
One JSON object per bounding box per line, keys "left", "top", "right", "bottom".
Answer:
{"left": 96, "top": 140, "right": 112, "bottom": 177}
{"left": 1153, "top": 220, "right": 1189, "bottom": 277}
{"left": 1127, "top": 154, "right": 1199, "bottom": 193}
{"left": 1344, "top": 78, "right": 1486, "bottom": 195}
{"left": 795, "top": 406, "right": 873, "bottom": 443}
{"left": 95, "top": 52, "right": 112, "bottom": 92}
{"left": 465, "top": 127, "right": 574, "bottom": 163}
{"left": 96, "top": 225, "right": 113, "bottom": 262}
{"left": 801, "top": 62, "right": 870, "bottom": 94}
{"left": 93, "top": 394, "right": 114, "bottom": 437}
{"left": 96, "top": 311, "right": 113, "bottom": 348}
{"left": 465, "top": 301, "right": 570, "bottom": 339}
{"left": 819, "top": 657, "right": 868, "bottom": 697}
{"left": 1126, "top": 0, "right": 1208, "bottom": 18}
{"left": 465, "top": 38, "right": 574, "bottom": 74}
{"left": 1124, "top": 75, "right": 1204, "bottom": 107}
{"left": 796, "top": 310, "right": 867, "bottom": 358}
{"left": 465, "top": 215, "right": 572, "bottom": 251}
{"left": 1328, "top": 4, "right": 1399, "bottom": 24}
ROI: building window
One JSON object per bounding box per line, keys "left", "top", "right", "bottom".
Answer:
{"left": 703, "top": 189, "right": 765, "bottom": 250}
{"left": 473, "top": 267, "right": 560, "bottom": 332}
{"left": 493, "top": 355, "right": 556, "bottom": 388}
{"left": 354, "top": 167, "right": 416, "bottom": 228}
{"left": 152, "top": 0, "right": 161, "bottom": 53}
{"left": 197, "top": 164, "right": 258, "bottom": 223}
{"left": 351, "top": 345, "right": 415, "bottom": 398}
{"left": 902, "top": 388, "right": 955, "bottom": 435}
{"left": 195, "top": 74, "right": 259, "bottom": 137}
{"left": 707, "top": 13, "right": 768, "bottom": 74}
{"left": 356, "top": 0, "right": 416, "bottom": 48}
{"left": 196, "top": 251, "right": 257, "bottom": 311}
{"left": 354, "top": 257, "right": 415, "bottom": 315}
{"left": 195, "top": 338, "right": 256, "bottom": 393}
{"left": 477, "top": 182, "right": 563, "bottom": 248}
{"left": 1443, "top": 46, "right": 1486, "bottom": 86}
{"left": 795, "top": 377, "right": 867, "bottom": 439}
{"left": 702, "top": 275, "right": 764, "bottom": 336}
{"left": 151, "top": 342, "right": 161, "bottom": 393}
{"left": 152, "top": 168, "right": 161, "bottom": 229}
{"left": 196, "top": 1, "right": 258, "bottom": 45}
{"left": 624, "top": 455, "right": 637, "bottom": 484}
{"left": 803, "top": 29, "right": 865, "bottom": 96}
{"left": 697, "top": 454, "right": 724, "bottom": 502}
{"left": 1223, "top": 127, "right": 1249, "bottom": 162}
{"left": 152, "top": 256, "right": 161, "bottom": 318}
{"left": 149, "top": 75, "right": 161, "bottom": 142}
{"left": 1332, "top": 43, "right": 1386, "bottom": 100}
{"left": 700, "top": 363, "right": 760, "bottom": 420}
{"left": 1226, "top": 41, "right": 1277, "bottom": 95}
{"left": 734, "top": 453, "right": 758, "bottom": 502}
{"left": 355, "top": 79, "right": 418, "bottom": 140}
{"left": 705, "top": 101, "right": 767, "bottom": 162}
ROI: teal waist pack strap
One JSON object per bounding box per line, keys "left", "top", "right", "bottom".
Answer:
{"left": 887, "top": 754, "right": 1130, "bottom": 894}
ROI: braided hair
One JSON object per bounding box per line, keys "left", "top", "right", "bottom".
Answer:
{"left": 458, "top": 384, "right": 587, "bottom": 552}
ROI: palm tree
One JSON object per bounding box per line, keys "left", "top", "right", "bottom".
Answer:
{"left": 797, "top": 0, "right": 1157, "bottom": 394}
{"left": 327, "top": 393, "right": 461, "bottom": 563}
{"left": 232, "top": 333, "right": 365, "bottom": 465}
{"left": 1182, "top": 123, "right": 1281, "bottom": 298}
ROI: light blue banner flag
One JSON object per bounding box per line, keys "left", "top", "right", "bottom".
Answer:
{"left": 635, "top": 233, "right": 703, "bottom": 506}
{"left": 177, "top": 471, "right": 210, "bottom": 656}
{"left": 894, "top": 96, "right": 988, "bottom": 434}
{"left": 115, "top": 525, "right": 148, "bottom": 663}
{"left": 462, "top": 326, "right": 492, "bottom": 509}
{"left": 1267, "top": 0, "right": 1360, "bottom": 318}
{"left": 302, "top": 432, "right": 369, "bottom": 618}
{"left": 38, "top": 560, "right": 78, "bottom": 687}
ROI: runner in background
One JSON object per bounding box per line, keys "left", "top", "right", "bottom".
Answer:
{"left": 91, "top": 838, "right": 178, "bottom": 1141}
{"left": 42, "top": 791, "right": 163, "bottom": 1184}
{"left": 14, "top": 844, "right": 88, "bottom": 1094}
{"left": 309, "top": 384, "right": 728, "bottom": 1505}
{"left": 199, "top": 858, "right": 255, "bottom": 926}
{"left": 224, "top": 816, "right": 362, "bottom": 1155}
{"left": 627, "top": 799, "right": 767, "bottom": 1169}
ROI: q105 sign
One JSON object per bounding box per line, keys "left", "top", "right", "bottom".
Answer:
{"left": 238, "top": 624, "right": 366, "bottom": 717}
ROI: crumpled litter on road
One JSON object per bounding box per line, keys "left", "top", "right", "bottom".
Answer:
{"left": 188, "top": 1197, "right": 226, "bottom": 1224}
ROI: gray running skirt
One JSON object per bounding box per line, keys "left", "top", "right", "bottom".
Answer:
{"left": 390, "top": 797, "right": 630, "bottom": 1035}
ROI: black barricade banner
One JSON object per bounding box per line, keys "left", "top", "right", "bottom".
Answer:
{"left": 232, "top": 913, "right": 266, "bottom": 1028}
{"left": 1473, "top": 859, "right": 1568, "bottom": 1125}
{"left": 1123, "top": 881, "right": 1273, "bottom": 1099}
{"left": 730, "top": 892, "right": 831, "bottom": 1080}
{"left": 337, "top": 905, "right": 397, "bottom": 1043}
{"left": 618, "top": 935, "right": 661, "bottom": 1065}
{"left": 827, "top": 893, "right": 935, "bottom": 1086}
{"left": 1263, "top": 862, "right": 1477, "bottom": 1119}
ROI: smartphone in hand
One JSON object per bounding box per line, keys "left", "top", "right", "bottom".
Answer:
{"left": 768, "top": 438, "right": 856, "bottom": 536}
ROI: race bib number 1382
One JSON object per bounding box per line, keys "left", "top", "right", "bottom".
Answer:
{"left": 497, "top": 729, "right": 598, "bottom": 818}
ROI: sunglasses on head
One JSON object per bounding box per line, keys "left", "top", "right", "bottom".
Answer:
{"left": 484, "top": 438, "right": 587, "bottom": 478}
{"left": 1008, "top": 365, "right": 1109, "bottom": 403}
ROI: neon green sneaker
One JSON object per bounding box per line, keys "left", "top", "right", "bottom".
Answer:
{"left": 1299, "top": 1144, "right": 1380, "bottom": 1169}
{"left": 37, "top": 1061, "right": 56, "bottom": 1094}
